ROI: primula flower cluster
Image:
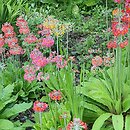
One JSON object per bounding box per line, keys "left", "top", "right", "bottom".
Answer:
{"left": 37, "top": 22, "right": 54, "bottom": 48}
{"left": 112, "top": 21, "right": 128, "bottom": 37}
{"left": 16, "top": 16, "right": 30, "bottom": 34}
{"left": 1, "top": 23, "right": 24, "bottom": 55}
{"left": 49, "top": 90, "right": 62, "bottom": 101}
{"left": 42, "top": 36, "right": 54, "bottom": 48}
{"left": 107, "top": 40, "right": 117, "bottom": 49}
{"left": 16, "top": 16, "right": 38, "bottom": 45}
{"left": 24, "top": 34, "right": 37, "bottom": 44}
{"left": 30, "top": 48, "right": 48, "bottom": 68}
{"left": 48, "top": 51, "right": 67, "bottom": 68}
{"left": 108, "top": 0, "right": 130, "bottom": 49}
{"left": 23, "top": 64, "right": 50, "bottom": 82}
{"left": 23, "top": 49, "right": 67, "bottom": 82}
{"left": 67, "top": 118, "right": 87, "bottom": 130}
{"left": 92, "top": 56, "right": 103, "bottom": 67}
{"left": 33, "top": 101, "right": 48, "bottom": 112}
{"left": 91, "top": 55, "right": 113, "bottom": 69}
{"left": 42, "top": 16, "right": 69, "bottom": 37}
{"left": 23, "top": 65, "right": 37, "bottom": 82}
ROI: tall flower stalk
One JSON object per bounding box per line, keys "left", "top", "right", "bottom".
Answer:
{"left": 107, "top": 0, "right": 130, "bottom": 114}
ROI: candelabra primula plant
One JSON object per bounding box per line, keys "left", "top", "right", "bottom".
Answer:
{"left": 78, "top": 0, "right": 130, "bottom": 130}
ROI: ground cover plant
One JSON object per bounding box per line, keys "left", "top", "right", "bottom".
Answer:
{"left": 0, "top": 0, "right": 130, "bottom": 130}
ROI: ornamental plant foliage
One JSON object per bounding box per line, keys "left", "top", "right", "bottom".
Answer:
{"left": 78, "top": 0, "right": 130, "bottom": 130}
{"left": 33, "top": 68, "right": 85, "bottom": 130}
{"left": 0, "top": 83, "right": 32, "bottom": 130}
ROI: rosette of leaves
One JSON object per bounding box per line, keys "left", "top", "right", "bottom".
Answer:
{"left": 77, "top": 67, "right": 130, "bottom": 130}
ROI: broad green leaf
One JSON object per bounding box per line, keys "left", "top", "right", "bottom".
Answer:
{"left": 112, "top": 114, "right": 123, "bottom": 130}
{"left": 125, "top": 115, "right": 130, "bottom": 130}
{"left": 0, "top": 84, "right": 14, "bottom": 101}
{"left": 80, "top": 78, "right": 113, "bottom": 110}
{"left": 92, "top": 113, "right": 112, "bottom": 130}
{"left": 0, "top": 119, "right": 14, "bottom": 129}
{"left": 0, "top": 102, "right": 32, "bottom": 118}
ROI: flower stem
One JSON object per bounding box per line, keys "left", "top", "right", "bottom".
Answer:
{"left": 57, "top": 36, "right": 59, "bottom": 56}
{"left": 39, "top": 112, "right": 43, "bottom": 130}
{"left": 66, "top": 31, "right": 69, "bottom": 58}
{"left": 128, "top": 30, "right": 130, "bottom": 80}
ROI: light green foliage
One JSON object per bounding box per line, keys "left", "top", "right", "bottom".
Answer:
{"left": 34, "top": 102, "right": 71, "bottom": 129}
{"left": 33, "top": 67, "right": 84, "bottom": 129}
{"left": 0, "top": 84, "right": 32, "bottom": 130}
{"left": 0, "top": 61, "right": 42, "bottom": 100}
{"left": 112, "top": 115, "right": 123, "bottom": 130}
{"left": 43, "top": 67, "right": 83, "bottom": 118}
{"left": 92, "top": 113, "right": 112, "bottom": 130}
{"left": 125, "top": 115, "right": 130, "bottom": 130}
{"left": 78, "top": 67, "right": 130, "bottom": 129}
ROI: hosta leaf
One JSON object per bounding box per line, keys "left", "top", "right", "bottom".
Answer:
{"left": 0, "top": 119, "right": 14, "bottom": 130}
{"left": 125, "top": 115, "right": 130, "bottom": 130}
{"left": 112, "top": 114, "right": 123, "bottom": 130}
{"left": 0, "top": 102, "right": 32, "bottom": 118}
{"left": 92, "top": 113, "right": 112, "bottom": 130}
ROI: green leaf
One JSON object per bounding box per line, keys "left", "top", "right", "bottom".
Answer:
{"left": 0, "top": 119, "right": 14, "bottom": 130}
{"left": 0, "top": 102, "right": 32, "bottom": 118}
{"left": 123, "top": 96, "right": 130, "bottom": 112}
{"left": 112, "top": 114, "right": 123, "bottom": 130}
{"left": 92, "top": 113, "right": 112, "bottom": 130}
{"left": 115, "top": 99, "right": 121, "bottom": 114}
{"left": 125, "top": 115, "right": 130, "bottom": 130}
{"left": 84, "top": 0, "right": 99, "bottom": 6}
{"left": 0, "top": 84, "right": 14, "bottom": 101}
{"left": 0, "top": 101, "right": 5, "bottom": 111}
{"left": 72, "top": 5, "right": 79, "bottom": 16}
{"left": 80, "top": 101, "right": 105, "bottom": 114}
{"left": 74, "top": 0, "right": 83, "bottom": 4}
